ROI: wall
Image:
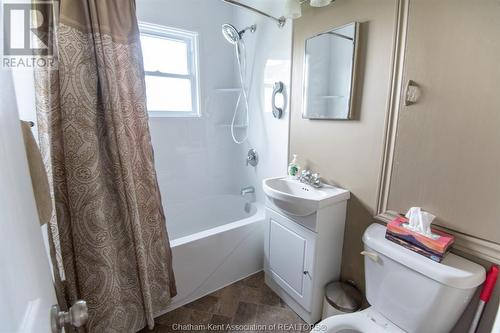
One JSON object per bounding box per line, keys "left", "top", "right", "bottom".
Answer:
{"left": 137, "top": 0, "right": 291, "bottom": 213}
{"left": 290, "top": 1, "right": 499, "bottom": 331}
{"left": 387, "top": 0, "right": 500, "bottom": 244}
{"left": 233, "top": 0, "right": 292, "bottom": 202}
{"left": 289, "top": 0, "right": 397, "bottom": 293}
{"left": 136, "top": 0, "right": 243, "bottom": 211}
{"left": 384, "top": 1, "right": 500, "bottom": 330}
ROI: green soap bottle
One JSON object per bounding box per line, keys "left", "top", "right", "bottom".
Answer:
{"left": 288, "top": 154, "right": 300, "bottom": 177}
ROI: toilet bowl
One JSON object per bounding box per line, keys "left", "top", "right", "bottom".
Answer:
{"left": 312, "top": 308, "right": 403, "bottom": 333}
{"left": 313, "top": 224, "right": 485, "bottom": 333}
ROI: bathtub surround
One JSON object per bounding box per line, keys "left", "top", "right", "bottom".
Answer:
{"left": 136, "top": 0, "right": 241, "bottom": 207}
{"left": 34, "top": 1, "right": 175, "bottom": 331}
{"left": 136, "top": 0, "right": 292, "bottom": 206}
{"left": 136, "top": 0, "right": 293, "bottom": 203}
{"left": 233, "top": 0, "right": 293, "bottom": 203}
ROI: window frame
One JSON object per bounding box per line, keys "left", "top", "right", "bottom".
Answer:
{"left": 139, "top": 22, "right": 201, "bottom": 118}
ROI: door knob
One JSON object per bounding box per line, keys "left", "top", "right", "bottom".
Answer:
{"left": 51, "top": 300, "right": 88, "bottom": 333}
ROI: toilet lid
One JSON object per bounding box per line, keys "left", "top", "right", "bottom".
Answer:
{"left": 312, "top": 308, "right": 405, "bottom": 333}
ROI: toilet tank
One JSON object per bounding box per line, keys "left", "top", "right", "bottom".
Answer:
{"left": 362, "top": 224, "right": 485, "bottom": 333}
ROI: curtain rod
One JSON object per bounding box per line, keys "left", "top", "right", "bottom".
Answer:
{"left": 222, "top": 0, "right": 286, "bottom": 28}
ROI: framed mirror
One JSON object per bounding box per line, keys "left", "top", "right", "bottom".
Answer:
{"left": 303, "top": 22, "right": 359, "bottom": 120}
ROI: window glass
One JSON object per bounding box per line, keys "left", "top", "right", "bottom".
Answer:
{"left": 139, "top": 23, "right": 199, "bottom": 117}
{"left": 140, "top": 35, "right": 189, "bottom": 75}
{"left": 145, "top": 76, "right": 192, "bottom": 112}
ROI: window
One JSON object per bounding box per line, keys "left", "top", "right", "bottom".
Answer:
{"left": 139, "top": 23, "right": 200, "bottom": 117}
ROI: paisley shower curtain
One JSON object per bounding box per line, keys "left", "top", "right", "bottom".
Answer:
{"left": 34, "top": 1, "right": 176, "bottom": 331}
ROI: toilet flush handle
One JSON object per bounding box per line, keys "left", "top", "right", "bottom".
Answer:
{"left": 360, "top": 251, "right": 379, "bottom": 262}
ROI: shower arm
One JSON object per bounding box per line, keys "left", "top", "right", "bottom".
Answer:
{"left": 222, "top": 0, "right": 286, "bottom": 28}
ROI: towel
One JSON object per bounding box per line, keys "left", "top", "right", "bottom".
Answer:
{"left": 20, "top": 120, "right": 52, "bottom": 226}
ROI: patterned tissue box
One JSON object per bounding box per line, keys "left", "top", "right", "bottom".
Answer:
{"left": 385, "top": 216, "right": 455, "bottom": 262}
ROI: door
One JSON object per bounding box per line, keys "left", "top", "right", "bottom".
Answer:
{"left": 265, "top": 208, "right": 315, "bottom": 311}
{"left": 0, "top": 69, "right": 57, "bottom": 331}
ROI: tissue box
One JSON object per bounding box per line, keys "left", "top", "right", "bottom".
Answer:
{"left": 386, "top": 216, "right": 455, "bottom": 257}
{"left": 385, "top": 232, "right": 444, "bottom": 262}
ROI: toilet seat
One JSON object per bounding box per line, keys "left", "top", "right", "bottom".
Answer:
{"left": 311, "top": 308, "right": 405, "bottom": 333}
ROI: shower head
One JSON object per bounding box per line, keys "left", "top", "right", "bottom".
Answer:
{"left": 222, "top": 24, "right": 240, "bottom": 44}
{"left": 221, "top": 23, "right": 256, "bottom": 44}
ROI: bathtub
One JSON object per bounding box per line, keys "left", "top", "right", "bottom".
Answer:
{"left": 156, "top": 194, "right": 265, "bottom": 315}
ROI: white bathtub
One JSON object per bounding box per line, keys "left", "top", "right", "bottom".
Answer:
{"left": 156, "top": 194, "right": 265, "bottom": 315}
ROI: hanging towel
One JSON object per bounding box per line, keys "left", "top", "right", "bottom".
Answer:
{"left": 20, "top": 120, "right": 52, "bottom": 226}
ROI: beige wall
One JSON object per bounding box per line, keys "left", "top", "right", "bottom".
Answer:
{"left": 387, "top": 0, "right": 500, "bottom": 244}
{"left": 290, "top": 0, "right": 397, "bottom": 292}
{"left": 290, "top": 1, "right": 499, "bottom": 331}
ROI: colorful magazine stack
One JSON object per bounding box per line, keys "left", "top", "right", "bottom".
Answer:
{"left": 385, "top": 216, "right": 455, "bottom": 262}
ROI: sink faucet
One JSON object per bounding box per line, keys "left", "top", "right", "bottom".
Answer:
{"left": 240, "top": 186, "right": 255, "bottom": 196}
{"left": 298, "top": 170, "right": 322, "bottom": 188}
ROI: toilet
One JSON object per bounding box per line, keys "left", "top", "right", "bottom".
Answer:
{"left": 313, "top": 223, "right": 486, "bottom": 333}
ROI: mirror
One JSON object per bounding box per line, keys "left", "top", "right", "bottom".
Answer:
{"left": 303, "top": 22, "right": 359, "bottom": 120}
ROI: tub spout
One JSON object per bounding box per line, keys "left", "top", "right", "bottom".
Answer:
{"left": 240, "top": 186, "right": 255, "bottom": 196}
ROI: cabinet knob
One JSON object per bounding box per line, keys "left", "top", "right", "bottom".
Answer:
{"left": 303, "top": 270, "right": 312, "bottom": 278}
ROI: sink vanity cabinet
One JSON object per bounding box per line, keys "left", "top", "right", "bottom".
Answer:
{"left": 263, "top": 177, "right": 350, "bottom": 324}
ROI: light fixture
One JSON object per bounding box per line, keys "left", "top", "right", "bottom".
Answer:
{"left": 224, "top": 0, "right": 333, "bottom": 26}
{"left": 309, "top": 0, "right": 333, "bottom": 7}
{"left": 285, "top": 0, "right": 334, "bottom": 20}
{"left": 284, "top": 0, "right": 302, "bottom": 19}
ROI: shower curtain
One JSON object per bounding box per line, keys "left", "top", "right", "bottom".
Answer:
{"left": 34, "top": 1, "right": 176, "bottom": 331}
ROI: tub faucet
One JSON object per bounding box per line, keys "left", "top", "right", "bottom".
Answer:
{"left": 240, "top": 186, "right": 255, "bottom": 196}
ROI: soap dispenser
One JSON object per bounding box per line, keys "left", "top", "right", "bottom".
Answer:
{"left": 288, "top": 154, "right": 300, "bottom": 177}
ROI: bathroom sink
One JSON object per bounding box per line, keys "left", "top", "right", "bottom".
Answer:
{"left": 263, "top": 177, "right": 350, "bottom": 216}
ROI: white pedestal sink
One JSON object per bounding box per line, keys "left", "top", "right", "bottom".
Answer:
{"left": 262, "top": 176, "right": 350, "bottom": 324}
{"left": 263, "top": 176, "right": 350, "bottom": 218}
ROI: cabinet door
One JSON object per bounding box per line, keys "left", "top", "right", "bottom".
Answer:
{"left": 266, "top": 209, "right": 315, "bottom": 311}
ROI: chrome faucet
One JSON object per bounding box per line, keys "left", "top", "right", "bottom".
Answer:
{"left": 240, "top": 186, "right": 255, "bottom": 196}
{"left": 298, "top": 169, "right": 322, "bottom": 188}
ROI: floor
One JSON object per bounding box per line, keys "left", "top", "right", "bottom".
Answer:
{"left": 140, "top": 271, "right": 309, "bottom": 332}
